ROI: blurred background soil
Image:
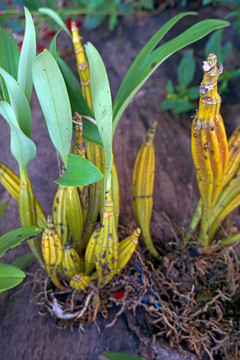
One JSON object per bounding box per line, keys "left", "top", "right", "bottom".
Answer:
{"left": 0, "top": 3, "right": 240, "bottom": 360}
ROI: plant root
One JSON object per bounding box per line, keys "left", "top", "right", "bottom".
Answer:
{"left": 29, "top": 237, "right": 240, "bottom": 359}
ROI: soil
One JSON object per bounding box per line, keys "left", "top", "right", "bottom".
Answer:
{"left": 0, "top": 4, "right": 240, "bottom": 360}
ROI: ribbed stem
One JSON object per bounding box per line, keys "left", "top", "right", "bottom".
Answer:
{"left": 184, "top": 200, "right": 202, "bottom": 242}
{"left": 19, "top": 168, "right": 44, "bottom": 266}
{"left": 191, "top": 53, "right": 228, "bottom": 250}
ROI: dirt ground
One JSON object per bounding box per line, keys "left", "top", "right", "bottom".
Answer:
{"left": 0, "top": 4, "right": 240, "bottom": 360}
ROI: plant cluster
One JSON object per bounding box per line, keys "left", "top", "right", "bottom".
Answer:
{"left": 1, "top": 6, "right": 240, "bottom": 359}
{"left": 0, "top": 0, "right": 155, "bottom": 32}
{"left": 161, "top": 29, "right": 240, "bottom": 114}
{"left": 161, "top": 49, "right": 199, "bottom": 114}
{"left": 184, "top": 53, "right": 240, "bottom": 251}
{"left": 0, "top": 8, "right": 228, "bottom": 295}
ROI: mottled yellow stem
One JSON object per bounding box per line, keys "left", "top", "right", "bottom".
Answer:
{"left": 191, "top": 54, "right": 228, "bottom": 250}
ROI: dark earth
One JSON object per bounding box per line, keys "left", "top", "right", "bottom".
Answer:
{"left": 0, "top": 3, "right": 240, "bottom": 360}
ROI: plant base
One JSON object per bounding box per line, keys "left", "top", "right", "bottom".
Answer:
{"left": 32, "top": 238, "right": 240, "bottom": 360}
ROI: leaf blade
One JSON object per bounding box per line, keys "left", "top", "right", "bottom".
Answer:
{"left": 54, "top": 154, "right": 103, "bottom": 187}
{"left": 38, "top": 7, "right": 71, "bottom": 38}
{"left": 12, "top": 253, "right": 35, "bottom": 270}
{"left": 0, "top": 101, "right": 36, "bottom": 171}
{"left": 187, "top": 86, "right": 199, "bottom": 100}
{"left": 18, "top": 7, "right": 36, "bottom": 103}
{"left": 204, "top": 29, "right": 224, "bottom": 63}
{"left": 0, "top": 263, "right": 25, "bottom": 293}
{"left": 85, "top": 42, "right": 112, "bottom": 190}
{"left": 102, "top": 353, "right": 146, "bottom": 360}
{"left": 32, "top": 49, "right": 72, "bottom": 166}
{"left": 57, "top": 56, "right": 102, "bottom": 146}
{"left": 0, "top": 67, "right": 32, "bottom": 137}
{"left": 0, "top": 27, "right": 20, "bottom": 102}
{"left": 0, "top": 28, "right": 19, "bottom": 80}
{"left": 114, "top": 12, "right": 196, "bottom": 110}
{"left": 0, "top": 201, "right": 9, "bottom": 221}
{"left": 177, "top": 50, "right": 195, "bottom": 87}
{"left": 0, "top": 226, "right": 43, "bottom": 258}
{"left": 113, "top": 19, "right": 229, "bottom": 134}
{"left": 49, "top": 28, "right": 63, "bottom": 61}
{"left": 83, "top": 14, "right": 106, "bottom": 29}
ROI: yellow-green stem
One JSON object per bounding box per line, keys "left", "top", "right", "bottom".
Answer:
{"left": 184, "top": 200, "right": 202, "bottom": 242}
{"left": 19, "top": 167, "right": 44, "bottom": 266}
{"left": 220, "top": 232, "right": 240, "bottom": 246}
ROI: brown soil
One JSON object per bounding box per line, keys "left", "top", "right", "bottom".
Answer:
{"left": 0, "top": 5, "right": 240, "bottom": 360}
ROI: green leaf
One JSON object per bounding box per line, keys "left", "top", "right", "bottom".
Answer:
{"left": 218, "top": 79, "right": 228, "bottom": 94}
{"left": 218, "top": 68, "right": 240, "bottom": 94}
{"left": 102, "top": 353, "right": 146, "bottom": 360}
{"left": 54, "top": 154, "right": 103, "bottom": 187}
{"left": 0, "top": 75, "right": 8, "bottom": 103}
{"left": 0, "top": 263, "right": 25, "bottom": 293}
{"left": 0, "top": 67, "right": 32, "bottom": 137}
{"left": 114, "top": 12, "right": 196, "bottom": 116}
{"left": 204, "top": 29, "right": 222, "bottom": 62}
{"left": 0, "top": 225, "right": 43, "bottom": 258}
{"left": 83, "top": 14, "right": 106, "bottom": 29}
{"left": 0, "top": 101, "right": 36, "bottom": 173}
{"left": 38, "top": 7, "right": 71, "bottom": 38}
{"left": 48, "top": 28, "right": 99, "bottom": 146}
{"left": 0, "top": 28, "right": 19, "bottom": 80}
{"left": 57, "top": 57, "right": 92, "bottom": 117}
{"left": 12, "top": 252, "right": 34, "bottom": 270}
{"left": 0, "top": 28, "right": 20, "bottom": 102}
{"left": 139, "top": 0, "right": 154, "bottom": 10}
{"left": 88, "top": 0, "right": 105, "bottom": 9}
{"left": 49, "top": 32, "right": 99, "bottom": 146}
{"left": 109, "top": 14, "right": 118, "bottom": 30}
{"left": 32, "top": 50, "right": 72, "bottom": 167}
{"left": 57, "top": 56, "right": 102, "bottom": 146}
{"left": 160, "top": 98, "right": 175, "bottom": 110}
{"left": 46, "top": 0, "right": 58, "bottom": 7}
{"left": 113, "top": 18, "right": 229, "bottom": 134}
{"left": 166, "top": 79, "right": 174, "bottom": 94}
{"left": 18, "top": 7, "right": 36, "bottom": 103}
{"left": 49, "top": 28, "right": 63, "bottom": 61}
{"left": 174, "top": 98, "right": 194, "bottom": 114}
{"left": 202, "top": 0, "right": 213, "bottom": 4}
{"left": 26, "top": 0, "right": 42, "bottom": 10}
{"left": 119, "top": 3, "right": 134, "bottom": 16}
{"left": 0, "top": 201, "right": 9, "bottom": 221}
{"left": 204, "top": 28, "right": 232, "bottom": 64}
{"left": 177, "top": 50, "right": 195, "bottom": 87}
{"left": 221, "top": 42, "right": 232, "bottom": 63}
{"left": 187, "top": 86, "right": 199, "bottom": 100}
{"left": 222, "top": 68, "right": 240, "bottom": 81}
{"left": 85, "top": 42, "right": 113, "bottom": 191}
